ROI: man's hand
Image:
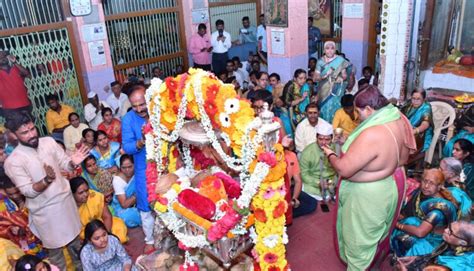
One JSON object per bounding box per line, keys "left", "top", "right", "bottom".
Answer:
{"left": 201, "top": 48, "right": 207, "bottom": 52}
{"left": 71, "top": 145, "right": 90, "bottom": 167}
{"left": 207, "top": 46, "right": 213, "bottom": 52}
{"left": 136, "top": 139, "right": 145, "bottom": 150}
{"left": 44, "top": 164, "right": 56, "bottom": 181}
{"left": 292, "top": 198, "right": 300, "bottom": 208}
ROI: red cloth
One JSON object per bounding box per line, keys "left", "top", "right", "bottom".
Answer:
{"left": 284, "top": 150, "right": 299, "bottom": 225}
{"left": 0, "top": 66, "right": 30, "bottom": 109}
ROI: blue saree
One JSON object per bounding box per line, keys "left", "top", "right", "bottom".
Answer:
{"left": 442, "top": 130, "right": 474, "bottom": 157}
{"left": 90, "top": 141, "right": 121, "bottom": 170}
{"left": 110, "top": 176, "right": 141, "bottom": 228}
{"left": 282, "top": 81, "right": 311, "bottom": 134}
{"left": 316, "top": 55, "right": 349, "bottom": 123}
{"left": 391, "top": 189, "right": 458, "bottom": 257}
{"left": 401, "top": 102, "right": 434, "bottom": 152}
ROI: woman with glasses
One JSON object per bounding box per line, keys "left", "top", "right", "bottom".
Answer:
{"left": 390, "top": 169, "right": 472, "bottom": 257}
{"left": 401, "top": 88, "right": 434, "bottom": 158}
{"left": 396, "top": 221, "right": 474, "bottom": 270}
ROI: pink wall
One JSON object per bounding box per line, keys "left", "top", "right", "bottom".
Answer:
{"left": 342, "top": 0, "right": 371, "bottom": 42}
{"left": 267, "top": 0, "right": 308, "bottom": 58}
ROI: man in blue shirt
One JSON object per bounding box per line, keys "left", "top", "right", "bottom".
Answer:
{"left": 122, "top": 85, "right": 155, "bottom": 253}
{"left": 308, "top": 17, "right": 322, "bottom": 59}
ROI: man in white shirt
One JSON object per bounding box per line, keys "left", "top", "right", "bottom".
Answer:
{"left": 295, "top": 102, "right": 331, "bottom": 153}
{"left": 232, "top": 56, "right": 249, "bottom": 87}
{"left": 225, "top": 60, "right": 244, "bottom": 87}
{"left": 257, "top": 14, "right": 267, "bottom": 59}
{"left": 84, "top": 91, "right": 110, "bottom": 130}
{"left": 106, "top": 81, "right": 128, "bottom": 118}
{"left": 211, "top": 19, "right": 232, "bottom": 76}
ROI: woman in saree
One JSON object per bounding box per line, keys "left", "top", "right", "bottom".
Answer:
{"left": 401, "top": 88, "right": 434, "bottom": 156}
{"left": 82, "top": 155, "right": 101, "bottom": 192}
{"left": 442, "top": 106, "right": 474, "bottom": 157}
{"left": 391, "top": 169, "right": 471, "bottom": 257}
{"left": 90, "top": 130, "right": 120, "bottom": 173}
{"left": 111, "top": 154, "right": 141, "bottom": 228}
{"left": 282, "top": 69, "right": 311, "bottom": 135}
{"left": 452, "top": 138, "right": 474, "bottom": 200}
{"left": 314, "top": 41, "right": 349, "bottom": 123}
{"left": 70, "top": 176, "right": 128, "bottom": 244}
{"left": 98, "top": 107, "right": 122, "bottom": 144}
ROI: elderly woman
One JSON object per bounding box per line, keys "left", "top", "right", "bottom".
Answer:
{"left": 391, "top": 169, "right": 471, "bottom": 257}
{"left": 439, "top": 157, "right": 464, "bottom": 190}
{"left": 314, "top": 41, "right": 349, "bottom": 122}
{"left": 282, "top": 69, "right": 311, "bottom": 134}
{"left": 70, "top": 176, "right": 127, "bottom": 244}
{"left": 401, "top": 88, "right": 434, "bottom": 156}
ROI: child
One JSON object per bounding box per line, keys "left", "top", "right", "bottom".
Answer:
{"left": 15, "top": 254, "right": 59, "bottom": 271}
{"left": 80, "top": 219, "right": 136, "bottom": 271}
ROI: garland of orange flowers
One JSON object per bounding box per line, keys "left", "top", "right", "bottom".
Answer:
{"left": 251, "top": 144, "right": 289, "bottom": 271}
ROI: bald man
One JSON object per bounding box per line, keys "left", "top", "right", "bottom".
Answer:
{"left": 121, "top": 85, "right": 155, "bottom": 253}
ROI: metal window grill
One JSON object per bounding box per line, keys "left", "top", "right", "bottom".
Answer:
{"left": 113, "top": 56, "right": 184, "bottom": 83}
{"left": 0, "top": 0, "right": 64, "bottom": 30}
{"left": 103, "top": 0, "right": 176, "bottom": 15}
{"left": 209, "top": 2, "right": 257, "bottom": 40}
{"left": 106, "top": 12, "right": 182, "bottom": 66}
{"left": 0, "top": 29, "right": 83, "bottom": 135}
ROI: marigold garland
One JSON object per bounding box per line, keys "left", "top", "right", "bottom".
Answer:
{"left": 145, "top": 68, "right": 288, "bottom": 270}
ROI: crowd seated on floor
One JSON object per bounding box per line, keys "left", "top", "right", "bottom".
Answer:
{"left": 0, "top": 18, "right": 473, "bottom": 270}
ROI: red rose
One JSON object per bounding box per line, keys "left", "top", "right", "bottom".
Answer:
{"left": 215, "top": 172, "right": 241, "bottom": 199}
{"left": 273, "top": 200, "right": 287, "bottom": 219}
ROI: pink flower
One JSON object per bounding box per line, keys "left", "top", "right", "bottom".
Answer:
{"left": 264, "top": 252, "right": 278, "bottom": 264}
{"left": 258, "top": 152, "right": 277, "bottom": 167}
{"left": 178, "top": 241, "right": 189, "bottom": 251}
{"left": 214, "top": 172, "right": 241, "bottom": 198}
{"left": 207, "top": 209, "right": 241, "bottom": 242}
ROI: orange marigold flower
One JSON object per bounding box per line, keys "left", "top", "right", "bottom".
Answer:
{"left": 273, "top": 200, "right": 287, "bottom": 219}
{"left": 268, "top": 266, "right": 281, "bottom": 271}
{"left": 254, "top": 208, "right": 267, "bottom": 223}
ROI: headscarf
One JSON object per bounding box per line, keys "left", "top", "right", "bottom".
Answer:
{"left": 95, "top": 170, "right": 114, "bottom": 195}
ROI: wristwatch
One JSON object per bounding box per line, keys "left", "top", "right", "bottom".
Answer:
{"left": 43, "top": 177, "right": 53, "bottom": 185}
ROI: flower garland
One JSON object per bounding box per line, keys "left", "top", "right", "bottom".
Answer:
{"left": 145, "top": 68, "right": 288, "bottom": 270}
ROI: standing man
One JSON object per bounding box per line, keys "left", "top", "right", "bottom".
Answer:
{"left": 45, "top": 93, "right": 75, "bottom": 141}
{"left": 322, "top": 86, "right": 416, "bottom": 270}
{"left": 308, "top": 17, "right": 322, "bottom": 59}
{"left": 106, "top": 81, "right": 128, "bottom": 118}
{"left": 4, "top": 112, "right": 89, "bottom": 269}
{"left": 0, "top": 51, "right": 32, "bottom": 121}
{"left": 189, "top": 23, "right": 212, "bottom": 71}
{"left": 211, "top": 19, "right": 232, "bottom": 76}
{"left": 257, "top": 14, "right": 267, "bottom": 60}
{"left": 84, "top": 91, "right": 110, "bottom": 130}
{"left": 237, "top": 16, "right": 257, "bottom": 45}
{"left": 122, "top": 85, "right": 154, "bottom": 254}
{"left": 294, "top": 103, "right": 331, "bottom": 153}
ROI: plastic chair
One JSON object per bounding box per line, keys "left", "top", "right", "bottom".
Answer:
{"left": 424, "top": 101, "right": 456, "bottom": 165}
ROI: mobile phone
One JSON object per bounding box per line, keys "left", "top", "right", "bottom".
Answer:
{"left": 218, "top": 29, "right": 224, "bottom": 37}
{"left": 320, "top": 202, "right": 330, "bottom": 212}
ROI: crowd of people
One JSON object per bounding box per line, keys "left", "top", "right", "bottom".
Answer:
{"left": 0, "top": 14, "right": 473, "bottom": 271}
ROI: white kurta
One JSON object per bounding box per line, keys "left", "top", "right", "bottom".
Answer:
{"left": 5, "top": 137, "right": 82, "bottom": 249}
{"left": 294, "top": 117, "right": 331, "bottom": 153}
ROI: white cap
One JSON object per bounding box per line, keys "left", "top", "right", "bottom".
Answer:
{"left": 316, "top": 122, "right": 333, "bottom": 136}
{"left": 87, "top": 91, "right": 97, "bottom": 99}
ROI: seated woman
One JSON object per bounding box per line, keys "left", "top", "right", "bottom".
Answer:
{"left": 442, "top": 106, "right": 474, "bottom": 157}
{"left": 80, "top": 219, "right": 136, "bottom": 271}
{"left": 111, "top": 154, "right": 141, "bottom": 228}
{"left": 396, "top": 221, "right": 474, "bottom": 271}
{"left": 439, "top": 157, "right": 464, "bottom": 190}
{"left": 452, "top": 138, "right": 474, "bottom": 200}
{"left": 82, "top": 155, "right": 103, "bottom": 192}
{"left": 401, "top": 88, "right": 434, "bottom": 162}
{"left": 80, "top": 128, "right": 97, "bottom": 150}
{"left": 391, "top": 169, "right": 464, "bottom": 257}
{"left": 15, "top": 254, "right": 60, "bottom": 271}
{"left": 282, "top": 69, "right": 311, "bottom": 135}
{"left": 70, "top": 177, "right": 127, "bottom": 244}
{"left": 90, "top": 130, "right": 120, "bottom": 173}
{"left": 98, "top": 107, "right": 122, "bottom": 144}
{"left": 63, "top": 112, "right": 89, "bottom": 153}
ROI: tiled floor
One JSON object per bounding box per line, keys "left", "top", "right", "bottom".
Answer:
{"left": 125, "top": 202, "right": 391, "bottom": 270}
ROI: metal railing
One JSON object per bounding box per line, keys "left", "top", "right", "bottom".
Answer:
{"left": 106, "top": 12, "right": 182, "bottom": 65}
{"left": 103, "top": 0, "right": 176, "bottom": 15}
{"left": 0, "top": 0, "right": 64, "bottom": 30}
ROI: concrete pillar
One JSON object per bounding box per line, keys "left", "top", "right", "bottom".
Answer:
{"left": 267, "top": 1, "right": 308, "bottom": 83}
{"left": 182, "top": 0, "right": 211, "bottom": 67}
{"left": 69, "top": 0, "right": 115, "bottom": 101}
{"left": 378, "top": 0, "right": 413, "bottom": 99}
{"left": 341, "top": 0, "right": 372, "bottom": 79}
